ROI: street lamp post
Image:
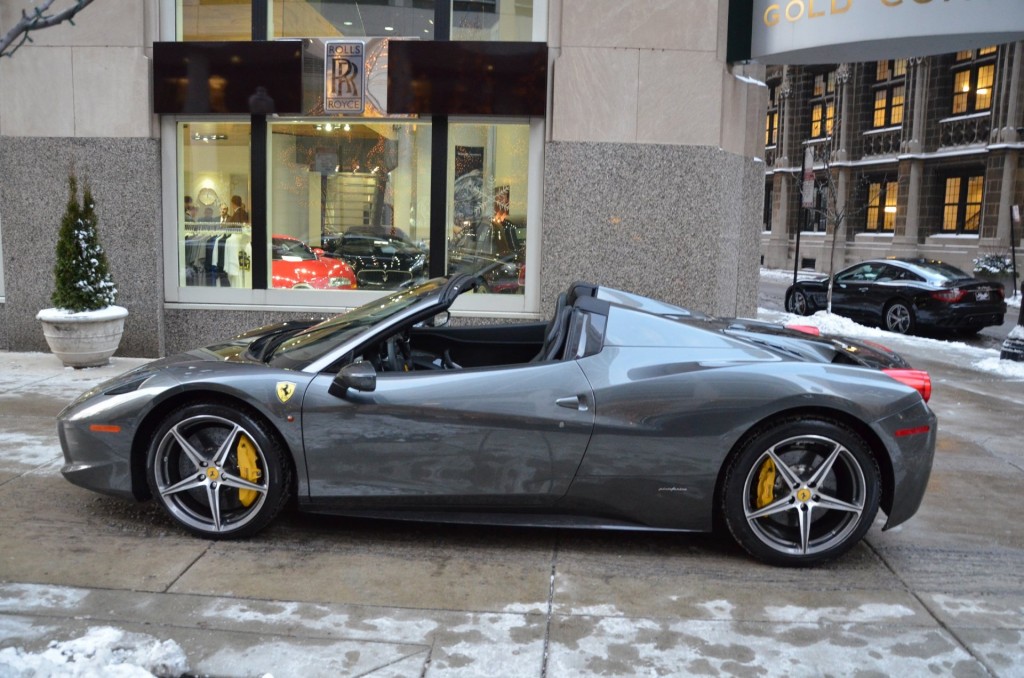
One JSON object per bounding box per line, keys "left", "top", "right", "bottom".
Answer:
{"left": 1000, "top": 203, "right": 1023, "bottom": 361}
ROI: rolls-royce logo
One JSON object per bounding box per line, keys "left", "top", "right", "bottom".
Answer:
{"left": 325, "top": 41, "right": 365, "bottom": 114}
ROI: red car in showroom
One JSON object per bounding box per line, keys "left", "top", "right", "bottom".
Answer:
{"left": 272, "top": 235, "right": 357, "bottom": 290}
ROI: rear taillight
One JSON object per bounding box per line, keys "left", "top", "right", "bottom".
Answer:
{"left": 883, "top": 368, "right": 931, "bottom": 402}
{"left": 785, "top": 324, "right": 821, "bottom": 336}
{"left": 930, "top": 288, "right": 966, "bottom": 303}
{"left": 518, "top": 263, "right": 526, "bottom": 288}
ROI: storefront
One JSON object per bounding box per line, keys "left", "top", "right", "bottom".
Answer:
{"left": 0, "top": 0, "right": 766, "bottom": 357}
{"left": 160, "top": 1, "right": 545, "bottom": 318}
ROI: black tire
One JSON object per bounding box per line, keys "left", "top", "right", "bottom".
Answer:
{"left": 146, "top": 401, "right": 292, "bottom": 539}
{"left": 721, "top": 417, "right": 881, "bottom": 566}
{"left": 883, "top": 300, "right": 915, "bottom": 335}
{"left": 786, "top": 289, "right": 811, "bottom": 316}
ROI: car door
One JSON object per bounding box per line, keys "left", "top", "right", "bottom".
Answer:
{"left": 833, "top": 263, "right": 883, "bottom": 322}
{"left": 301, "top": 360, "right": 596, "bottom": 507}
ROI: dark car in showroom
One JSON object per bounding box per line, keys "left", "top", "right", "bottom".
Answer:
{"left": 785, "top": 258, "right": 1007, "bottom": 335}
{"left": 58, "top": 275, "right": 935, "bottom": 566}
{"left": 449, "top": 219, "right": 526, "bottom": 293}
{"left": 320, "top": 227, "right": 428, "bottom": 290}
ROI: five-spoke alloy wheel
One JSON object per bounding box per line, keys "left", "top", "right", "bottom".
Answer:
{"left": 147, "top": 402, "right": 291, "bottom": 539}
{"left": 722, "top": 418, "right": 880, "bottom": 566}
{"left": 884, "top": 300, "right": 915, "bottom": 334}
{"left": 786, "top": 289, "right": 810, "bottom": 315}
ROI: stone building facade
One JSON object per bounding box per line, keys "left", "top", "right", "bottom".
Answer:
{"left": 762, "top": 42, "right": 1024, "bottom": 284}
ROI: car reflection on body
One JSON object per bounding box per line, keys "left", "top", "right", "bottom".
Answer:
{"left": 449, "top": 219, "right": 526, "bottom": 293}
{"left": 320, "top": 227, "right": 428, "bottom": 290}
{"left": 58, "top": 275, "right": 936, "bottom": 566}
{"left": 785, "top": 258, "right": 1007, "bottom": 335}
{"left": 271, "top": 234, "right": 357, "bottom": 290}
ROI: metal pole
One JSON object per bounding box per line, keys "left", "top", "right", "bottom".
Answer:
{"left": 794, "top": 147, "right": 815, "bottom": 286}
{"left": 1001, "top": 204, "right": 1024, "bottom": 361}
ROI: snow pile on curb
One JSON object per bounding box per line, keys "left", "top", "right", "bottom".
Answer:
{"left": 0, "top": 626, "right": 189, "bottom": 677}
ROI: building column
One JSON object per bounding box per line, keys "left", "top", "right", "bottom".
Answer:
{"left": 765, "top": 69, "right": 795, "bottom": 269}
{"left": 892, "top": 58, "right": 928, "bottom": 254}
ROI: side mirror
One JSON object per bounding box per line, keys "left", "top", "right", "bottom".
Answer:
{"left": 429, "top": 311, "right": 450, "bottom": 327}
{"left": 312, "top": 247, "right": 326, "bottom": 258}
{"left": 328, "top": 361, "right": 377, "bottom": 397}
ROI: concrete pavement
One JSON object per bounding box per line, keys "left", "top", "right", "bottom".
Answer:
{"left": 1, "top": 348, "right": 1022, "bottom": 677}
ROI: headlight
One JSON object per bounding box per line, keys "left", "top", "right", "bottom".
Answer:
{"left": 329, "top": 275, "right": 355, "bottom": 288}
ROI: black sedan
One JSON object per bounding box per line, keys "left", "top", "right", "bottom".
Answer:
{"left": 785, "top": 258, "right": 1007, "bottom": 335}
{"left": 58, "top": 276, "right": 935, "bottom": 566}
{"left": 320, "top": 227, "right": 428, "bottom": 290}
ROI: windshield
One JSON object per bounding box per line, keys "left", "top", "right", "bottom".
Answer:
{"left": 908, "top": 260, "right": 973, "bottom": 283}
{"left": 267, "top": 278, "right": 448, "bottom": 369}
{"left": 273, "top": 237, "right": 317, "bottom": 262}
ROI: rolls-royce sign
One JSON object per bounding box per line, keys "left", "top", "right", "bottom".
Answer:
{"left": 744, "top": 0, "right": 1024, "bottom": 64}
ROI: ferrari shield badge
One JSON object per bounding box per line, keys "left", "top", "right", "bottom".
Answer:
{"left": 276, "top": 381, "right": 297, "bottom": 404}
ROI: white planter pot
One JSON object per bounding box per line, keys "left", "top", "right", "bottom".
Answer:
{"left": 36, "top": 306, "right": 129, "bottom": 368}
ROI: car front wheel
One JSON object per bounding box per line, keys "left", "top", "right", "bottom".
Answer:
{"left": 721, "top": 417, "right": 881, "bottom": 566}
{"left": 786, "top": 289, "right": 811, "bottom": 315}
{"left": 146, "top": 402, "right": 291, "bottom": 539}
{"left": 884, "top": 301, "right": 915, "bottom": 334}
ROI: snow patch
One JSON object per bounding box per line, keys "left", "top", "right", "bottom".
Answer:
{"left": 764, "top": 603, "right": 916, "bottom": 624}
{"left": 0, "top": 431, "right": 61, "bottom": 470}
{"left": 0, "top": 626, "right": 189, "bottom": 678}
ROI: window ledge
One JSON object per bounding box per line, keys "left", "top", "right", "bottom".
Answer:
{"left": 939, "top": 112, "right": 991, "bottom": 124}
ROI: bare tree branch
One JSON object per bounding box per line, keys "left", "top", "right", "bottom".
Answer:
{"left": 1, "top": 0, "right": 96, "bottom": 59}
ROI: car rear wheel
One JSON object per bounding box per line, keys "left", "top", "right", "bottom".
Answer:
{"left": 721, "top": 418, "right": 880, "bottom": 566}
{"left": 146, "top": 402, "right": 291, "bottom": 539}
{"left": 884, "top": 301, "right": 915, "bottom": 334}
{"left": 786, "top": 289, "right": 810, "bottom": 315}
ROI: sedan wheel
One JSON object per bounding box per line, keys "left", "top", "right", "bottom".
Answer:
{"left": 787, "top": 290, "right": 810, "bottom": 316}
{"left": 146, "top": 402, "right": 291, "bottom": 539}
{"left": 884, "top": 301, "right": 915, "bottom": 334}
{"left": 722, "top": 418, "right": 880, "bottom": 566}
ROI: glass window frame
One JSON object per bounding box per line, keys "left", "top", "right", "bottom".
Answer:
{"left": 950, "top": 48, "right": 998, "bottom": 116}
{"left": 940, "top": 173, "right": 984, "bottom": 234}
{"left": 864, "top": 179, "right": 898, "bottom": 232}
{"left": 808, "top": 70, "right": 835, "bottom": 140}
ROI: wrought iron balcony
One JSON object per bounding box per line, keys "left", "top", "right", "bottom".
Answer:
{"left": 861, "top": 127, "right": 902, "bottom": 157}
{"left": 938, "top": 113, "right": 991, "bottom": 148}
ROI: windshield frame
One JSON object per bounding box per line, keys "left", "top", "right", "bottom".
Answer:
{"left": 268, "top": 277, "right": 450, "bottom": 372}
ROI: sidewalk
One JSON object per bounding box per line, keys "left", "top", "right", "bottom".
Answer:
{"left": 1, "top": 347, "right": 1023, "bottom": 677}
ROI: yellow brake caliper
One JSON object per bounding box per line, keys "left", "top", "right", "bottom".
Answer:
{"left": 236, "top": 434, "right": 262, "bottom": 507}
{"left": 756, "top": 458, "right": 776, "bottom": 509}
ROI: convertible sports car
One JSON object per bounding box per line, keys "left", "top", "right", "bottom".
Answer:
{"left": 58, "top": 276, "right": 936, "bottom": 566}
{"left": 271, "top": 235, "right": 357, "bottom": 290}
{"left": 785, "top": 258, "right": 1006, "bottom": 335}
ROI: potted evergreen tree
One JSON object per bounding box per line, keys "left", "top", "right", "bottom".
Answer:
{"left": 36, "top": 176, "right": 128, "bottom": 367}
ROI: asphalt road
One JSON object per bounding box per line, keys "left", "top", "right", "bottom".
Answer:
{"left": 1, "top": 343, "right": 1022, "bottom": 677}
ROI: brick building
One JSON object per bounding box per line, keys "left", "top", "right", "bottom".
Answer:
{"left": 761, "top": 42, "right": 1024, "bottom": 283}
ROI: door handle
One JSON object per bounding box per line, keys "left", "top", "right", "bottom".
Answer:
{"left": 556, "top": 395, "right": 589, "bottom": 412}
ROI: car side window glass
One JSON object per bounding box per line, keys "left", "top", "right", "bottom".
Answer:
{"left": 838, "top": 264, "right": 872, "bottom": 282}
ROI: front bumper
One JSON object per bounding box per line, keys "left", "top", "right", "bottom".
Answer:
{"left": 873, "top": 398, "right": 937, "bottom": 529}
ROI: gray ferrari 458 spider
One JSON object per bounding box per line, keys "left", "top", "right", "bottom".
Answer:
{"left": 59, "top": 275, "right": 936, "bottom": 566}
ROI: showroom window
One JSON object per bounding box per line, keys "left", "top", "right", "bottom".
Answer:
{"left": 166, "top": 0, "right": 544, "bottom": 309}
{"left": 865, "top": 180, "right": 898, "bottom": 232}
{"left": 447, "top": 121, "right": 530, "bottom": 292}
{"left": 941, "top": 174, "right": 984, "bottom": 233}
{"left": 872, "top": 59, "right": 905, "bottom": 128}
{"left": 269, "top": 120, "right": 431, "bottom": 291}
{"left": 178, "top": 122, "right": 252, "bottom": 288}
{"left": 951, "top": 47, "right": 997, "bottom": 115}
